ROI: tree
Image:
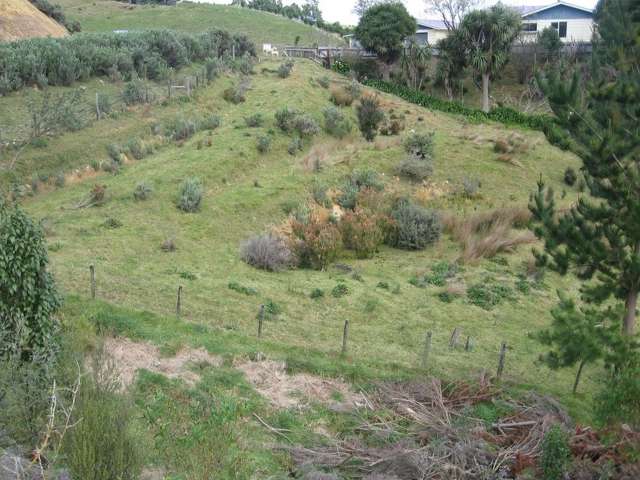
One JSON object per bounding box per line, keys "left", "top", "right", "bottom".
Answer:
{"left": 435, "top": 30, "right": 467, "bottom": 99}
{"left": 458, "top": 4, "right": 521, "bottom": 112}
{"left": 352, "top": 0, "right": 394, "bottom": 18}
{"left": 423, "top": 0, "right": 481, "bottom": 31}
{"left": 355, "top": 2, "right": 416, "bottom": 81}
{"left": 401, "top": 39, "right": 432, "bottom": 90}
{"left": 530, "top": 0, "right": 640, "bottom": 338}
{"left": 0, "top": 198, "right": 61, "bottom": 360}
{"left": 538, "top": 26, "right": 562, "bottom": 64}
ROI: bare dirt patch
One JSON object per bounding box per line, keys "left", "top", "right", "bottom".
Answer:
{"left": 103, "top": 337, "right": 222, "bottom": 389}
{"left": 237, "top": 359, "right": 365, "bottom": 410}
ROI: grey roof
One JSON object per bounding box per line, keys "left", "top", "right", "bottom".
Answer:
{"left": 416, "top": 19, "right": 448, "bottom": 30}
{"left": 512, "top": 5, "right": 548, "bottom": 15}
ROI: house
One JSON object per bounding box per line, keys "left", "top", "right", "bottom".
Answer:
{"left": 413, "top": 19, "right": 449, "bottom": 46}
{"left": 517, "top": 2, "right": 594, "bottom": 43}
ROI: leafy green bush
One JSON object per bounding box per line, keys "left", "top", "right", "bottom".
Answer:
{"left": 228, "top": 281, "right": 258, "bottom": 295}
{"left": 467, "top": 280, "right": 513, "bottom": 310}
{"left": 594, "top": 362, "right": 640, "bottom": 428}
{"left": 122, "top": 78, "right": 149, "bottom": 105}
{"left": 539, "top": 425, "right": 571, "bottom": 480}
{"left": 133, "top": 181, "right": 152, "bottom": 201}
{"left": 424, "top": 261, "right": 460, "bottom": 286}
{"left": 201, "top": 114, "right": 221, "bottom": 130}
{"left": 356, "top": 94, "right": 384, "bottom": 141}
{"left": 0, "top": 200, "right": 61, "bottom": 358}
{"left": 106, "top": 143, "right": 124, "bottom": 164}
{"left": 29, "top": 0, "right": 81, "bottom": 33}
{"left": 244, "top": 113, "right": 263, "bottom": 127}
{"left": 388, "top": 200, "right": 441, "bottom": 250}
{"left": 126, "top": 137, "right": 146, "bottom": 160}
{"left": 277, "top": 61, "right": 294, "bottom": 78}
{"left": 563, "top": 167, "right": 577, "bottom": 186}
{"left": 256, "top": 135, "right": 272, "bottom": 153}
{"left": 177, "top": 177, "right": 203, "bottom": 212}
{"left": 275, "top": 106, "right": 299, "bottom": 133}
{"left": 332, "top": 283, "right": 349, "bottom": 298}
{"left": 396, "top": 154, "right": 433, "bottom": 182}
{"left": 403, "top": 131, "right": 434, "bottom": 159}
{"left": 165, "top": 116, "right": 198, "bottom": 141}
{"left": 323, "top": 106, "right": 352, "bottom": 138}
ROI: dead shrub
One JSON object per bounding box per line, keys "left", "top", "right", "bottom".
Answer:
{"left": 445, "top": 207, "right": 535, "bottom": 262}
{"left": 240, "top": 233, "right": 295, "bottom": 271}
{"left": 291, "top": 219, "right": 342, "bottom": 270}
{"left": 329, "top": 86, "right": 354, "bottom": 107}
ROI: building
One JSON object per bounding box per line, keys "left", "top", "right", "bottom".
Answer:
{"left": 517, "top": 2, "right": 594, "bottom": 43}
{"left": 414, "top": 19, "right": 449, "bottom": 46}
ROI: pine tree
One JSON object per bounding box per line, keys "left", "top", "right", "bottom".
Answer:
{"left": 530, "top": 0, "right": 640, "bottom": 340}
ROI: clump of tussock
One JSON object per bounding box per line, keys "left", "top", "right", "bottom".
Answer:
{"left": 443, "top": 207, "right": 535, "bottom": 262}
{"left": 329, "top": 86, "right": 354, "bottom": 107}
{"left": 177, "top": 178, "right": 203, "bottom": 213}
{"left": 240, "top": 233, "right": 295, "bottom": 272}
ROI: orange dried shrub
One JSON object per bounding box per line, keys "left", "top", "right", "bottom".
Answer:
{"left": 291, "top": 219, "right": 342, "bottom": 270}
{"left": 340, "top": 208, "right": 394, "bottom": 259}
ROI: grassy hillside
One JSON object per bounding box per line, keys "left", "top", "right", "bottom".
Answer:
{"left": 0, "top": 0, "right": 68, "bottom": 41}
{"left": 56, "top": 0, "right": 345, "bottom": 47}
{"left": 19, "top": 59, "right": 590, "bottom": 417}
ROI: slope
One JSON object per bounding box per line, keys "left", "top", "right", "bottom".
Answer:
{"left": 0, "top": 0, "right": 68, "bottom": 41}
{"left": 55, "top": 0, "right": 345, "bottom": 47}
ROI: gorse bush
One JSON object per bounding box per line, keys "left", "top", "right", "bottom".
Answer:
{"left": 323, "top": 106, "right": 352, "bottom": 138}
{"left": 277, "top": 61, "right": 294, "bottom": 78}
{"left": 177, "top": 177, "right": 203, "bottom": 212}
{"left": 357, "top": 94, "right": 384, "bottom": 141}
{"left": 389, "top": 199, "right": 441, "bottom": 250}
{"left": 396, "top": 154, "right": 433, "bottom": 182}
{"left": 26, "top": 89, "right": 86, "bottom": 138}
{"left": 133, "top": 181, "right": 153, "bottom": 201}
{"left": 0, "top": 29, "right": 255, "bottom": 94}
{"left": 403, "top": 131, "right": 434, "bottom": 159}
{"left": 240, "top": 233, "right": 295, "bottom": 271}
{"left": 338, "top": 169, "right": 384, "bottom": 209}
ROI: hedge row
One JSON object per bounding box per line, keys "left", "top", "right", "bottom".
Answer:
{"left": 0, "top": 29, "right": 255, "bottom": 94}
{"left": 362, "top": 79, "right": 557, "bottom": 133}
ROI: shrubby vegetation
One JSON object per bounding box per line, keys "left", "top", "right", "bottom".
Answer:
{"left": 323, "top": 106, "right": 352, "bottom": 138}
{"left": 388, "top": 199, "right": 441, "bottom": 250}
{"left": 28, "top": 0, "right": 81, "bottom": 33}
{"left": 356, "top": 94, "right": 384, "bottom": 141}
{"left": 177, "top": 177, "right": 203, "bottom": 212}
{"left": 240, "top": 233, "right": 294, "bottom": 271}
{"left": 277, "top": 61, "right": 294, "bottom": 78}
{"left": 0, "top": 29, "right": 255, "bottom": 94}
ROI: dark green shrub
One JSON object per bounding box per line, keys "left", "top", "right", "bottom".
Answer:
{"left": 228, "top": 54, "right": 254, "bottom": 75}
{"left": 539, "top": 425, "right": 571, "bottom": 480}
{"left": 331, "top": 283, "right": 349, "bottom": 298}
{"left": 323, "top": 106, "right": 352, "bottom": 138}
{"left": 256, "top": 135, "right": 272, "bottom": 154}
{"left": 106, "top": 143, "right": 123, "bottom": 164}
{"left": 356, "top": 94, "right": 384, "bottom": 141}
{"left": 126, "top": 137, "right": 146, "bottom": 160}
{"left": 244, "top": 113, "right": 263, "bottom": 127}
{"left": 467, "top": 280, "right": 512, "bottom": 310}
{"left": 165, "top": 117, "right": 198, "bottom": 141}
{"left": 0, "top": 200, "right": 61, "bottom": 358}
{"left": 310, "top": 288, "right": 325, "bottom": 299}
{"left": 133, "top": 181, "right": 152, "bottom": 201}
{"left": 228, "top": 281, "right": 258, "bottom": 295}
{"left": 275, "top": 106, "right": 299, "bottom": 133}
{"left": 563, "top": 167, "right": 577, "bottom": 186}
{"left": 277, "top": 61, "right": 294, "bottom": 78}
{"left": 403, "top": 131, "right": 434, "bottom": 159}
{"left": 396, "top": 154, "right": 433, "bottom": 182}
{"left": 205, "top": 57, "right": 223, "bottom": 80}
{"left": 177, "top": 177, "right": 203, "bottom": 212}
{"left": 389, "top": 200, "right": 441, "bottom": 250}
{"left": 263, "top": 299, "right": 282, "bottom": 318}
{"left": 201, "top": 114, "right": 221, "bottom": 130}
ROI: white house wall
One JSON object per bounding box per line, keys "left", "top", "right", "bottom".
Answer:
{"left": 520, "top": 18, "right": 593, "bottom": 43}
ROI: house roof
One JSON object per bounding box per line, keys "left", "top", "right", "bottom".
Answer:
{"left": 517, "top": 2, "right": 594, "bottom": 18}
{"left": 416, "top": 19, "right": 448, "bottom": 30}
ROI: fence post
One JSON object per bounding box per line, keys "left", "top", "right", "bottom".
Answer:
{"left": 89, "top": 264, "right": 96, "bottom": 299}
{"left": 341, "top": 320, "right": 349, "bottom": 357}
{"left": 176, "top": 285, "right": 182, "bottom": 318}
{"left": 449, "top": 327, "right": 459, "bottom": 348}
{"left": 95, "top": 93, "right": 101, "bottom": 120}
{"left": 168, "top": 80, "right": 172, "bottom": 99}
{"left": 257, "top": 304, "right": 265, "bottom": 339}
{"left": 496, "top": 342, "right": 507, "bottom": 380}
{"left": 421, "top": 331, "right": 432, "bottom": 369}
{"left": 186, "top": 77, "right": 191, "bottom": 97}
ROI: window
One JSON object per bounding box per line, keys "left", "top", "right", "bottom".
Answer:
{"left": 522, "top": 22, "right": 537, "bottom": 32}
{"left": 551, "top": 21, "right": 567, "bottom": 38}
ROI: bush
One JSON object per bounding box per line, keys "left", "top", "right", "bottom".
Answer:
{"left": 356, "top": 94, "right": 384, "bottom": 141}
{"left": 126, "top": 137, "right": 146, "bottom": 160}
{"left": 329, "top": 86, "right": 354, "bottom": 107}
{"left": 177, "top": 177, "right": 203, "bottom": 212}
{"left": 331, "top": 283, "right": 350, "bottom": 298}
{"left": 340, "top": 209, "right": 387, "bottom": 258}
{"left": 317, "top": 76, "right": 330, "bottom": 88}
{"left": 292, "top": 219, "right": 342, "bottom": 270}
{"left": 462, "top": 177, "right": 481, "bottom": 198}
{"left": 165, "top": 116, "right": 198, "bottom": 141}
{"left": 539, "top": 425, "right": 571, "bottom": 480}
{"left": 107, "top": 143, "right": 124, "bottom": 163}
{"left": 256, "top": 135, "right": 272, "bottom": 154}
{"left": 293, "top": 114, "right": 320, "bottom": 137}
{"left": 64, "top": 353, "right": 143, "bottom": 480}
{"left": 0, "top": 200, "right": 61, "bottom": 358}
{"left": 228, "top": 281, "right": 258, "bottom": 295}
{"left": 122, "top": 78, "right": 148, "bottom": 105}
{"left": 466, "top": 280, "right": 512, "bottom": 310}
{"left": 594, "top": 362, "right": 640, "bottom": 428}
{"left": 275, "top": 106, "right": 299, "bottom": 133}
{"left": 241, "top": 233, "right": 294, "bottom": 271}
{"left": 277, "top": 61, "right": 294, "bottom": 78}
{"left": 205, "top": 57, "right": 224, "bottom": 81}
{"left": 323, "top": 106, "right": 352, "bottom": 138}
{"left": 396, "top": 154, "right": 433, "bottom": 182}
{"left": 563, "top": 167, "right": 577, "bottom": 186}
{"left": 310, "top": 288, "right": 325, "bottom": 299}
{"left": 345, "top": 79, "right": 362, "bottom": 99}
{"left": 338, "top": 169, "right": 384, "bottom": 210}
{"left": 403, "top": 131, "right": 434, "bottom": 159}
{"left": 201, "top": 114, "right": 221, "bottom": 130}
{"left": 389, "top": 200, "right": 441, "bottom": 250}
{"left": 244, "top": 113, "right": 263, "bottom": 127}
{"left": 288, "top": 136, "right": 303, "bottom": 155}
{"left": 133, "top": 181, "right": 152, "bottom": 201}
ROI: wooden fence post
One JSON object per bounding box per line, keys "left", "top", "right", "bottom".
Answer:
{"left": 449, "top": 327, "right": 459, "bottom": 348}
{"left": 186, "top": 77, "right": 191, "bottom": 97}
{"left": 341, "top": 320, "right": 349, "bottom": 357}
{"left": 496, "top": 342, "right": 507, "bottom": 380}
{"left": 89, "top": 264, "right": 96, "bottom": 299}
{"left": 95, "top": 93, "right": 101, "bottom": 120}
{"left": 176, "top": 285, "right": 182, "bottom": 318}
{"left": 421, "top": 331, "right": 432, "bottom": 369}
{"left": 168, "top": 80, "right": 172, "bottom": 99}
{"left": 257, "top": 304, "right": 265, "bottom": 339}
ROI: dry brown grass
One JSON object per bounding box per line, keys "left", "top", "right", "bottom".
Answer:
{"left": 444, "top": 207, "right": 535, "bottom": 262}
{"left": 329, "top": 87, "right": 354, "bottom": 107}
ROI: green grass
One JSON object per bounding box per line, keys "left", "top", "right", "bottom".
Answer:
{"left": 57, "top": 0, "right": 345, "bottom": 47}
{"left": 15, "top": 59, "right": 595, "bottom": 424}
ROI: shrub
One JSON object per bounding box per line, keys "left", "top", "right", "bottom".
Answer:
{"left": 228, "top": 54, "right": 255, "bottom": 75}
{"left": 161, "top": 237, "right": 176, "bottom": 252}
{"left": 337, "top": 169, "right": 384, "bottom": 210}
{"left": 594, "top": 363, "right": 640, "bottom": 428}
{"left": 462, "top": 177, "right": 481, "bottom": 198}
{"left": 540, "top": 425, "right": 571, "bottom": 480}
{"left": 201, "top": 114, "right": 221, "bottom": 130}
{"left": 205, "top": 57, "right": 224, "bottom": 81}
{"left": 223, "top": 77, "right": 250, "bottom": 104}
{"left": 106, "top": 143, "right": 123, "bottom": 164}
{"left": 228, "top": 281, "right": 258, "bottom": 295}
{"left": 122, "top": 78, "right": 148, "bottom": 105}
{"left": 64, "top": 353, "right": 143, "bottom": 480}
{"left": 323, "top": 106, "right": 352, "bottom": 138}
{"left": 0, "top": 200, "right": 61, "bottom": 358}
{"left": 96, "top": 93, "right": 112, "bottom": 117}
{"left": 356, "top": 94, "right": 384, "bottom": 141}
{"left": 317, "top": 76, "right": 330, "bottom": 88}
{"left": 379, "top": 117, "right": 405, "bottom": 136}
{"left": 275, "top": 107, "right": 299, "bottom": 133}
{"left": 133, "top": 181, "right": 152, "bottom": 201}
{"left": 563, "top": 167, "right": 577, "bottom": 186}
{"left": 126, "top": 137, "right": 146, "bottom": 160}
{"left": 403, "top": 131, "right": 434, "bottom": 159}
{"left": 389, "top": 200, "right": 441, "bottom": 250}
{"left": 288, "top": 136, "right": 303, "bottom": 155}
{"left": 244, "top": 113, "right": 263, "bottom": 127}
{"left": 310, "top": 288, "right": 325, "bottom": 299}
{"left": 396, "top": 154, "right": 433, "bottom": 182}
{"left": 329, "top": 86, "right": 354, "bottom": 107}
{"left": 331, "top": 283, "right": 349, "bottom": 298}
{"left": 165, "top": 116, "right": 198, "bottom": 141}
{"left": 345, "top": 80, "right": 362, "bottom": 99}
{"left": 177, "top": 177, "right": 203, "bottom": 212}
{"left": 293, "top": 114, "right": 320, "bottom": 137}
{"left": 256, "top": 135, "right": 272, "bottom": 154}
{"left": 467, "top": 280, "right": 513, "bottom": 310}
{"left": 340, "top": 209, "right": 387, "bottom": 258}
{"left": 292, "top": 219, "right": 342, "bottom": 270}
{"left": 277, "top": 61, "right": 294, "bottom": 78}
{"left": 240, "top": 233, "right": 295, "bottom": 272}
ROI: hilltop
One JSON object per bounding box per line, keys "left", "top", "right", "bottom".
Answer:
{"left": 0, "top": 0, "right": 68, "bottom": 41}
{"left": 56, "top": 0, "right": 345, "bottom": 47}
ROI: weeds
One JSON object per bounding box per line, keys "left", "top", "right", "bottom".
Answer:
{"left": 228, "top": 281, "right": 258, "bottom": 296}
